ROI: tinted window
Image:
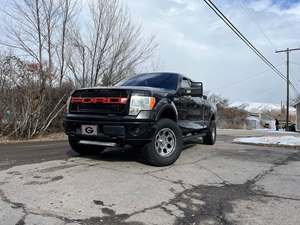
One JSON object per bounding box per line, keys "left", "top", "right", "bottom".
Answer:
{"left": 118, "top": 73, "right": 178, "bottom": 90}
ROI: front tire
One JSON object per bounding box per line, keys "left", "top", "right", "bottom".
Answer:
{"left": 203, "top": 120, "right": 216, "bottom": 145}
{"left": 68, "top": 136, "right": 105, "bottom": 155}
{"left": 142, "top": 119, "right": 183, "bottom": 166}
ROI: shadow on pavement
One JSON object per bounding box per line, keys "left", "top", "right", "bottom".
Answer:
{"left": 69, "top": 140, "right": 202, "bottom": 165}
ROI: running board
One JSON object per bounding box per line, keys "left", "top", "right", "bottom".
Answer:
{"left": 183, "top": 133, "right": 206, "bottom": 142}
{"left": 79, "top": 140, "right": 116, "bottom": 147}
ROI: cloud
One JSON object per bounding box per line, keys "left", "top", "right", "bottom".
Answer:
{"left": 248, "top": 0, "right": 300, "bottom": 17}
{"left": 123, "top": 0, "right": 300, "bottom": 103}
{"left": 247, "top": 0, "right": 273, "bottom": 11}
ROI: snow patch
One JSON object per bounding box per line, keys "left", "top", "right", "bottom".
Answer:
{"left": 230, "top": 101, "right": 295, "bottom": 114}
{"left": 233, "top": 136, "right": 300, "bottom": 146}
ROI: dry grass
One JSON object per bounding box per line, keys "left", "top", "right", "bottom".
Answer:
{"left": 0, "top": 132, "right": 67, "bottom": 144}
{"left": 217, "top": 106, "right": 248, "bottom": 129}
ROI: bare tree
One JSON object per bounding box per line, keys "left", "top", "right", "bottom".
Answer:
{"left": 42, "top": 0, "right": 60, "bottom": 85}
{"left": 2, "top": 0, "right": 46, "bottom": 85}
{"left": 67, "top": 25, "right": 90, "bottom": 88}
{"left": 57, "top": 0, "right": 76, "bottom": 87}
{"left": 0, "top": 0, "right": 75, "bottom": 138}
{"left": 68, "top": 0, "right": 157, "bottom": 87}
{"left": 0, "top": 0, "right": 158, "bottom": 139}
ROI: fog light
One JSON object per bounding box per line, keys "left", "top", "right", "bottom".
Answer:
{"left": 130, "top": 127, "right": 142, "bottom": 136}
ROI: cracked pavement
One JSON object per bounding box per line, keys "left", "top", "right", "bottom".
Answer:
{"left": 1, "top": 130, "right": 300, "bottom": 225}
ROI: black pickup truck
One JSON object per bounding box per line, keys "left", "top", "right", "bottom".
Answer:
{"left": 64, "top": 72, "right": 216, "bottom": 166}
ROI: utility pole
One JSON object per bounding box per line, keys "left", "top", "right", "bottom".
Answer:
{"left": 275, "top": 47, "right": 300, "bottom": 130}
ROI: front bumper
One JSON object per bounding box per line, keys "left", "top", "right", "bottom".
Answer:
{"left": 63, "top": 114, "right": 156, "bottom": 145}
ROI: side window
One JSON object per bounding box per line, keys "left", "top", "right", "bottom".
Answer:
{"left": 181, "top": 78, "right": 191, "bottom": 89}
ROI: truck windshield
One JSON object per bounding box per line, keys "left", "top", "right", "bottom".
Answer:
{"left": 118, "top": 73, "right": 178, "bottom": 90}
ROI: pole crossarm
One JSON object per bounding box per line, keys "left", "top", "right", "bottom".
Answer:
{"left": 275, "top": 47, "right": 300, "bottom": 53}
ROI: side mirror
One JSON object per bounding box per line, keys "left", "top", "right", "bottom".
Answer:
{"left": 190, "top": 87, "right": 203, "bottom": 97}
{"left": 191, "top": 82, "right": 203, "bottom": 97}
{"left": 179, "top": 81, "right": 203, "bottom": 97}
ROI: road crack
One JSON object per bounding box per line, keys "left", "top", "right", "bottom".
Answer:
{"left": 1, "top": 149, "right": 299, "bottom": 225}
{"left": 0, "top": 188, "right": 28, "bottom": 225}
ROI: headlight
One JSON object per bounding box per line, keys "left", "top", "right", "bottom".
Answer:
{"left": 129, "top": 96, "right": 156, "bottom": 116}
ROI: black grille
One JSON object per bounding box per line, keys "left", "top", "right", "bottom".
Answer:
{"left": 70, "top": 89, "right": 129, "bottom": 114}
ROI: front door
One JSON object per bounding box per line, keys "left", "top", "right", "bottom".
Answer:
{"left": 177, "top": 78, "right": 205, "bottom": 131}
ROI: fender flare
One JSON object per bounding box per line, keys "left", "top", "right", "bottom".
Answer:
{"left": 155, "top": 101, "right": 178, "bottom": 122}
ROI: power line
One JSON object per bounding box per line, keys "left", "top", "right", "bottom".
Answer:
{"left": 290, "top": 61, "right": 300, "bottom": 66}
{"left": 228, "top": 84, "right": 286, "bottom": 104}
{"left": 239, "top": 0, "right": 279, "bottom": 53}
{"left": 202, "top": 0, "right": 300, "bottom": 95}
{"left": 240, "top": 0, "right": 300, "bottom": 59}
{"left": 215, "top": 65, "right": 282, "bottom": 91}
{"left": 203, "top": 0, "right": 285, "bottom": 80}
{"left": 213, "top": 66, "right": 289, "bottom": 103}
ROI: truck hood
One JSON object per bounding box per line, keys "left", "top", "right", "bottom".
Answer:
{"left": 76, "top": 86, "right": 176, "bottom": 95}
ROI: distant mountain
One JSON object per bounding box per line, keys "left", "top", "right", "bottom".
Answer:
{"left": 230, "top": 101, "right": 296, "bottom": 114}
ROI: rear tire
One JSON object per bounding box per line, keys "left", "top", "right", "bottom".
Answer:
{"left": 142, "top": 119, "right": 183, "bottom": 166}
{"left": 203, "top": 120, "right": 216, "bottom": 145}
{"left": 68, "top": 136, "right": 105, "bottom": 155}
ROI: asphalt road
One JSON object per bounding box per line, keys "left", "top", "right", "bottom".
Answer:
{"left": 0, "top": 131, "right": 300, "bottom": 225}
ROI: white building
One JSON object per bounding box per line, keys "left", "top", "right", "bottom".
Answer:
{"left": 245, "top": 113, "right": 276, "bottom": 130}
{"left": 245, "top": 115, "right": 260, "bottom": 129}
{"left": 293, "top": 101, "right": 300, "bottom": 131}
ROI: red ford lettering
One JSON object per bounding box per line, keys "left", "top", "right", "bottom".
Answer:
{"left": 71, "top": 97, "right": 127, "bottom": 104}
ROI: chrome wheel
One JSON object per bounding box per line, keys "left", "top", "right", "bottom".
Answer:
{"left": 155, "top": 128, "right": 176, "bottom": 157}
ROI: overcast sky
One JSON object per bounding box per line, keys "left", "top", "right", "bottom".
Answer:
{"left": 1, "top": 0, "right": 299, "bottom": 104}
{"left": 121, "top": 0, "right": 300, "bottom": 104}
